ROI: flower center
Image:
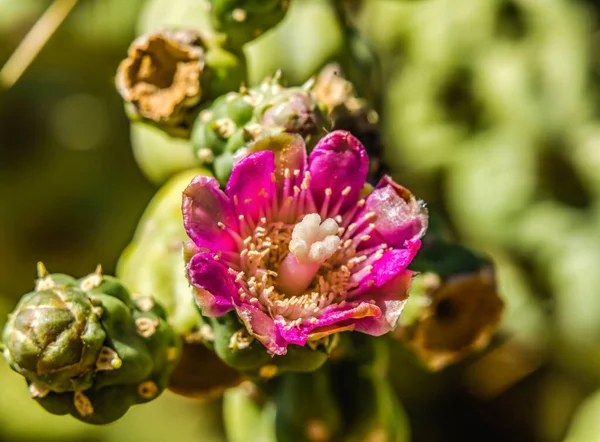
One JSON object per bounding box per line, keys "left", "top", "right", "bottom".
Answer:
{"left": 277, "top": 214, "right": 341, "bottom": 297}
{"left": 233, "top": 202, "right": 385, "bottom": 326}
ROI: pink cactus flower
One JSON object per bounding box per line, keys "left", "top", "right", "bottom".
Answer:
{"left": 183, "top": 131, "right": 428, "bottom": 355}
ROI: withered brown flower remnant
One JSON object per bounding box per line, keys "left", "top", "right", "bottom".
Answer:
{"left": 313, "top": 64, "right": 385, "bottom": 178}
{"left": 116, "top": 30, "right": 204, "bottom": 137}
{"left": 396, "top": 266, "right": 504, "bottom": 371}
{"left": 116, "top": 30, "right": 244, "bottom": 138}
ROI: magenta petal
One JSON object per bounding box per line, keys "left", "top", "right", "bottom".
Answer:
{"left": 226, "top": 150, "right": 276, "bottom": 222}
{"left": 357, "top": 240, "right": 421, "bottom": 291}
{"left": 236, "top": 304, "right": 287, "bottom": 355}
{"left": 187, "top": 252, "right": 237, "bottom": 317}
{"left": 365, "top": 176, "right": 428, "bottom": 247}
{"left": 308, "top": 130, "right": 368, "bottom": 214}
{"left": 354, "top": 270, "right": 413, "bottom": 336}
{"left": 248, "top": 133, "right": 307, "bottom": 188}
{"left": 276, "top": 319, "right": 311, "bottom": 347}
{"left": 183, "top": 175, "right": 238, "bottom": 251}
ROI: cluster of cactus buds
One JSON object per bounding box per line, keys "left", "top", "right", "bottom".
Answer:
{"left": 1, "top": 265, "right": 181, "bottom": 424}
{"left": 191, "top": 72, "right": 328, "bottom": 182}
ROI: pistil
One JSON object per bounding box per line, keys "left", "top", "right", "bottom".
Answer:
{"left": 277, "top": 213, "right": 340, "bottom": 297}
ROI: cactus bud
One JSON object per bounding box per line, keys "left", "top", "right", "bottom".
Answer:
{"left": 208, "top": 0, "right": 290, "bottom": 51}
{"left": 1, "top": 266, "right": 181, "bottom": 424}
{"left": 116, "top": 30, "right": 245, "bottom": 137}
{"left": 191, "top": 73, "right": 329, "bottom": 183}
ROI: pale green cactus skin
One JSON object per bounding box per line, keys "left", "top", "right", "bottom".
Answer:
{"left": 1, "top": 267, "right": 181, "bottom": 424}
{"left": 191, "top": 73, "right": 329, "bottom": 183}
{"left": 117, "top": 168, "right": 212, "bottom": 338}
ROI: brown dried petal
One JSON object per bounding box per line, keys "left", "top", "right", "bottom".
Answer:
{"left": 400, "top": 267, "right": 504, "bottom": 371}
{"left": 115, "top": 30, "right": 205, "bottom": 125}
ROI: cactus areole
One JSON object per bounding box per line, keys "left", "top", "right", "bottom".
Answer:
{"left": 183, "top": 130, "right": 428, "bottom": 355}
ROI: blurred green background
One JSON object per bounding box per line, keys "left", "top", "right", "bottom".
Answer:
{"left": 2, "top": 0, "right": 600, "bottom": 441}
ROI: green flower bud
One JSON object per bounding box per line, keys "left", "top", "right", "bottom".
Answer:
{"left": 2, "top": 271, "right": 105, "bottom": 394}
{"left": 209, "top": 0, "right": 290, "bottom": 51}
{"left": 116, "top": 29, "right": 245, "bottom": 138}
{"left": 1, "top": 265, "right": 181, "bottom": 424}
{"left": 191, "top": 73, "right": 329, "bottom": 183}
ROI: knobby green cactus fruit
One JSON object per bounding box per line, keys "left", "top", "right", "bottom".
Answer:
{"left": 208, "top": 0, "right": 290, "bottom": 51}
{"left": 1, "top": 264, "right": 181, "bottom": 424}
{"left": 116, "top": 29, "right": 245, "bottom": 138}
{"left": 191, "top": 72, "right": 329, "bottom": 183}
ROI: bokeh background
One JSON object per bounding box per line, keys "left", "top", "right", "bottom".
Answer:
{"left": 2, "top": 0, "right": 600, "bottom": 441}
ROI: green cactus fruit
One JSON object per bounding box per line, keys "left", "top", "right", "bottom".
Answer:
{"left": 207, "top": 312, "right": 335, "bottom": 379}
{"left": 116, "top": 29, "right": 245, "bottom": 138}
{"left": 275, "top": 368, "right": 342, "bottom": 442}
{"left": 208, "top": 0, "right": 290, "bottom": 51}
{"left": 1, "top": 265, "right": 181, "bottom": 424}
{"left": 191, "top": 72, "right": 329, "bottom": 183}
{"left": 118, "top": 168, "right": 212, "bottom": 338}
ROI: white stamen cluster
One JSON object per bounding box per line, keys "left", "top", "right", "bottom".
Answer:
{"left": 289, "top": 214, "right": 341, "bottom": 264}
